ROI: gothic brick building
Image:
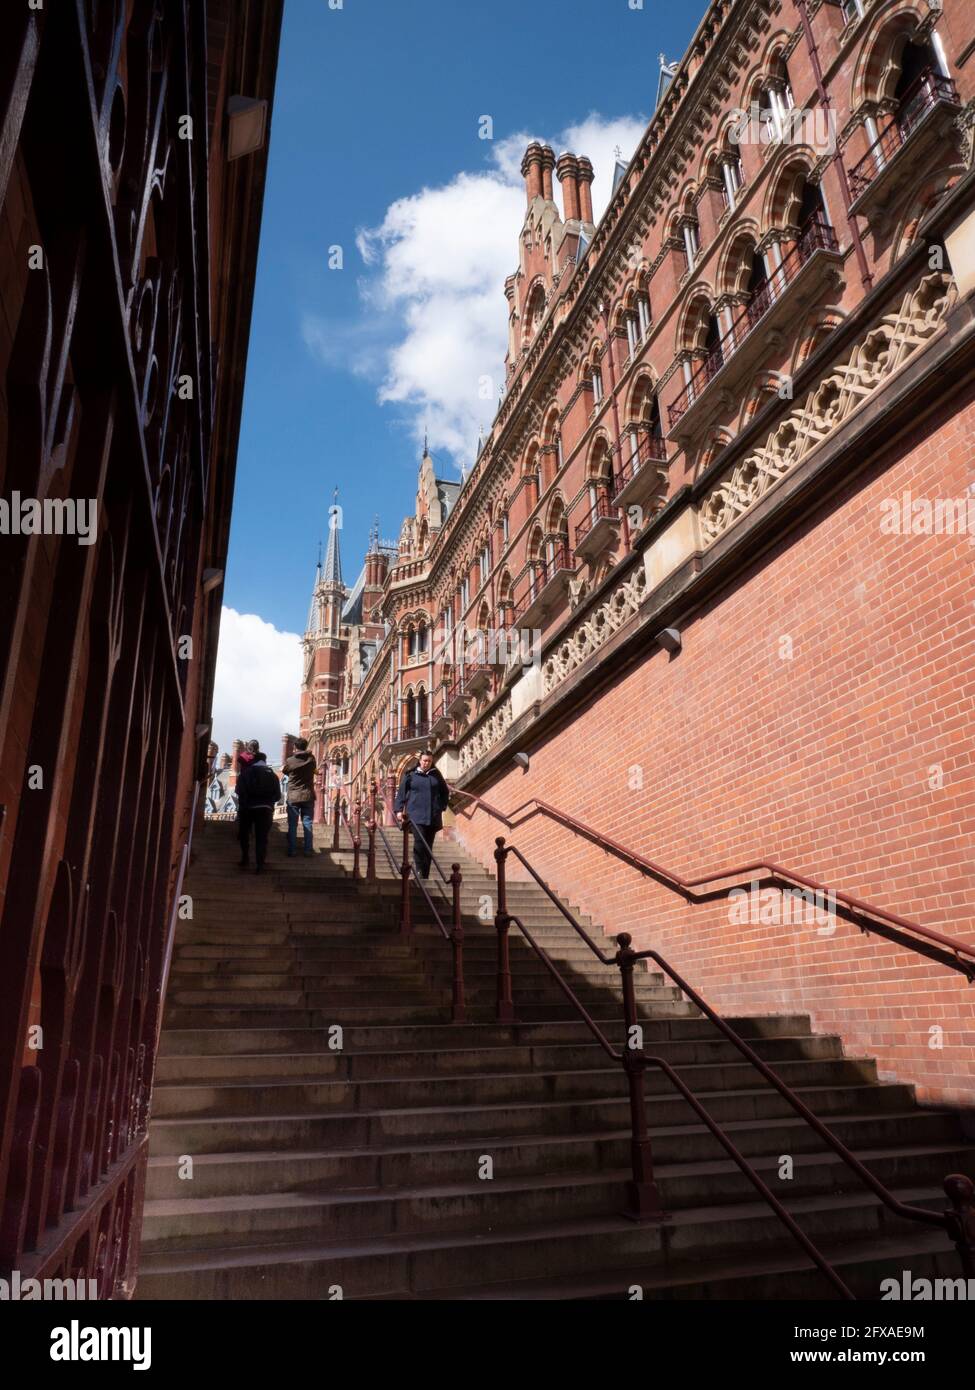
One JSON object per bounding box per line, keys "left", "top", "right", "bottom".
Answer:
{"left": 0, "top": 2, "right": 283, "bottom": 1295}
{"left": 302, "top": 0, "right": 975, "bottom": 1106}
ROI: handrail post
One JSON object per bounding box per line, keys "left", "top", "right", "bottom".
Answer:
{"left": 332, "top": 790, "right": 340, "bottom": 850}
{"left": 945, "top": 1175, "right": 975, "bottom": 1278}
{"left": 352, "top": 796, "right": 361, "bottom": 880}
{"left": 494, "top": 837, "right": 514, "bottom": 1023}
{"left": 616, "top": 932, "right": 665, "bottom": 1222}
{"left": 367, "top": 778, "right": 377, "bottom": 882}
{"left": 399, "top": 816, "right": 412, "bottom": 935}
{"left": 450, "top": 863, "right": 466, "bottom": 1024}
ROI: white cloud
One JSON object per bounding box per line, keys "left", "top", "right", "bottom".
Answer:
{"left": 211, "top": 607, "right": 302, "bottom": 764}
{"left": 307, "top": 112, "right": 649, "bottom": 467}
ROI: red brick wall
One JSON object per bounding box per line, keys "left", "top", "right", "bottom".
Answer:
{"left": 455, "top": 384, "right": 975, "bottom": 1106}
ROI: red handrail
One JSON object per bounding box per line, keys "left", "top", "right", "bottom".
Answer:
{"left": 490, "top": 833, "right": 975, "bottom": 1288}
{"left": 375, "top": 816, "right": 465, "bottom": 1022}
{"left": 451, "top": 789, "right": 975, "bottom": 978}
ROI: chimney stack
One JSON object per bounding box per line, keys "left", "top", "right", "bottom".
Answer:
{"left": 557, "top": 152, "right": 581, "bottom": 222}
{"left": 576, "top": 156, "right": 595, "bottom": 223}
{"left": 540, "top": 144, "right": 555, "bottom": 201}
{"left": 520, "top": 141, "right": 544, "bottom": 204}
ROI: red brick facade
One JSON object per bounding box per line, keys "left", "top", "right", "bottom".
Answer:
{"left": 304, "top": 0, "right": 975, "bottom": 1103}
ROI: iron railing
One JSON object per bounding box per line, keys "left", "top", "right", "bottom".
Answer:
{"left": 511, "top": 543, "right": 576, "bottom": 623}
{"left": 849, "top": 69, "right": 960, "bottom": 202}
{"left": 611, "top": 431, "right": 668, "bottom": 500}
{"left": 574, "top": 492, "right": 619, "bottom": 548}
{"left": 374, "top": 816, "right": 466, "bottom": 1022}
{"left": 448, "top": 788, "right": 975, "bottom": 1289}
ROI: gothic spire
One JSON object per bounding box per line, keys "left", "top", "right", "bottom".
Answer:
{"left": 323, "top": 487, "right": 342, "bottom": 586}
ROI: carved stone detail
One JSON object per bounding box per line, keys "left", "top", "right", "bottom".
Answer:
{"left": 699, "top": 272, "right": 955, "bottom": 543}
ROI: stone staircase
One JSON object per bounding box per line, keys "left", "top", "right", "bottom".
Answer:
{"left": 135, "top": 819, "right": 975, "bottom": 1299}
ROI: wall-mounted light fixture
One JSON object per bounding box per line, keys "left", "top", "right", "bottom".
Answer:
{"left": 202, "top": 567, "right": 224, "bottom": 594}
{"left": 227, "top": 96, "right": 268, "bottom": 161}
{"left": 512, "top": 751, "right": 530, "bottom": 772}
{"left": 654, "top": 627, "right": 682, "bottom": 656}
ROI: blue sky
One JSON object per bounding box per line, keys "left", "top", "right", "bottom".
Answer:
{"left": 213, "top": 0, "right": 701, "bottom": 754}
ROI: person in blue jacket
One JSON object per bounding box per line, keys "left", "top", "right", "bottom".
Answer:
{"left": 394, "top": 750, "right": 450, "bottom": 879}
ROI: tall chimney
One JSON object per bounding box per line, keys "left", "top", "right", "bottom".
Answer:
{"left": 557, "top": 152, "right": 581, "bottom": 222}
{"left": 520, "top": 142, "right": 544, "bottom": 204}
{"left": 576, "top": 156, "right": 595, "bottom": 224}
{"left": 540, "top": 144, "right": 555, "bottom": 201}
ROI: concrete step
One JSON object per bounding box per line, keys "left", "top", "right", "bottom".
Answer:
{"left": 139, "top": 1145, "right": 974, "bottom": 1254}
{"left": 156, "top": 1014, "right": 819, "bottom": 1056}
{"left": 145, "top": 1111, "right": 965, "bottom": 1200}
{"left": 147, "top": 1081, "right": 921, "bottom": 1154}
{"left": 153, "top": 1034, "right": 846, "bottom": 1083}
{"left": 133, "top": 1183, "right": 950, "bottom": 1299}
{"left": 148, "top": 1057, "right": 883, "bottom": 1120}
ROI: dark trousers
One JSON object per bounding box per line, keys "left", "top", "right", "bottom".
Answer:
{"left": 239, "top": 807, "right": 273, "bottom": 866}
{"left": 411, "top": 823, "right": 437, "bottom": 879}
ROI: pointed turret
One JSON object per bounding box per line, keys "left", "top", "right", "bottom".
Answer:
{"left": 323, "top": 488, "right": 343, "bottom": 586}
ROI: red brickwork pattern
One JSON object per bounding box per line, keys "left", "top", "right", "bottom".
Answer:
{"left": 456, "top": 389, "right": 975, "bottom": 1106}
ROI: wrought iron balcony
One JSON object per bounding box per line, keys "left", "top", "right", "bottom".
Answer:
{"left": 574, "top": 491, "right": 620, "bottom": 560}
{"left": 512, "top": 543, "right": 577, "bottom": 629}
{"left": 848, "top": 69, "right": 960, "bottom": 211}
{"left": 610, "top": 431, "right": 669, "bottom": 515}
{"left": 668, "top": 211, "right": 840, "bottom": 431}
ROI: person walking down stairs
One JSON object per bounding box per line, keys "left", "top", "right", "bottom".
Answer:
{"left": 282, "top": 738, "right": 317, "bottom": 857}
{"left": 236, "top": 752, "right": 281, "bottom": 874}
{"left": 395, "top": 750, "right": 449, "bottom": 879}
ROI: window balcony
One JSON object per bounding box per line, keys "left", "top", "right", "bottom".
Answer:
{"left": 384, "top": 722, "right": 430, "bottom": 755}
{"left": 668, "top": 211, "right": 842, "bottom": 435}
{"left": 512, "top": 543, "right": 577, "bottom": 630}
{"left": 848, "top": 69, "right": 960, "bottom": 217}
{"left": 610, "top": 432, "right": 669, "bottom": 515}
{"left": 464, "top": 663, "right": 493, "bottom": 696}
{"left": 429, "top": 694, "right": 452, "bottom": 738}
{"left": 574, "top": 491, "right": 620, "bottom": 561}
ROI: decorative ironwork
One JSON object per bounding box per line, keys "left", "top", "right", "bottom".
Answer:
{"left": 0, "top": 1, "right": 280, "bottom": 1296}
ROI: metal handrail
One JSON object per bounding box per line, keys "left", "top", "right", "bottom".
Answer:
{"left": 489, "top": 834, "right": 974, "bottom": 1288}
{"left": 375, "top": 816, "right": 465, "bottom": 1021}
{"left": 338, "top": 799, "right": 361, "bottom": 879}
{"left": 451, "top": 789, "right": 975, "bottom": 979}
{"left": 505, "top": 912, "right": 854, "bottom": 1299}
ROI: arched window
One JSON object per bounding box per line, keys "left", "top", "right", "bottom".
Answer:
{"left": 545, "top": 497, "right": 569, "bottom": 571}
{"left": 524, "top": 282, "right": 546, "bottom": 345}
{"left": 680, "top": 199, "right": 701, "bottom": 271}
{"left": 719, "top": 133, "right": 745, "bottom": 211}
{"left": 587, "top": 437, "right": 613, "bottom": 511}
{"left": 757, "top": 55, "right": 796, "bottom": 142}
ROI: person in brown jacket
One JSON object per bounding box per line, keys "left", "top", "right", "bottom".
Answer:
{"left": 281, "top": 737, "right": 317, "bottom": 857}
